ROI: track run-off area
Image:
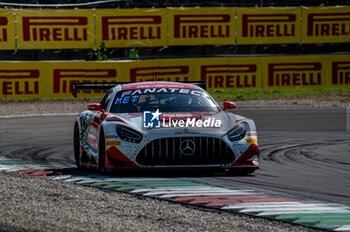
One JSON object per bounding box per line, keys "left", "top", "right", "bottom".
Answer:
{"left": 1, "top": 107, "right": 350, "bottom": 231}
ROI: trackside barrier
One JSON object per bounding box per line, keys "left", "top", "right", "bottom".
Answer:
{"left": 237, "top": 7, "right": 301, "bottom": 45}
{"left": 0, "top": 54, "right": 349, "bottom": 100}
{"left": 0, "top": 6, "right": 349, "bottom": 49}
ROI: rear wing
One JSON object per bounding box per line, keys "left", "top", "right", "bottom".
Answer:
{"left": 72, "top": 81, "right": 207, "bottom": 98}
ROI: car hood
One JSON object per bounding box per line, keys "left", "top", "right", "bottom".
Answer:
{"left": 106, "top": 111, "right": 241, "bottom": 136}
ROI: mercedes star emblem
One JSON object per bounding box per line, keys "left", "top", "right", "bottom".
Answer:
{"left": 180, "top": 139, "right": 196, "bottom": 156}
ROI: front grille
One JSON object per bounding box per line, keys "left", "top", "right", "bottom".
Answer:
{"left": 136, "top": 137, "right": 235, "bottom": 166}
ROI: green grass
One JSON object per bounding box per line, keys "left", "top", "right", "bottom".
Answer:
{"left": 208, "top": 87, "right": 350, "bottom": 102}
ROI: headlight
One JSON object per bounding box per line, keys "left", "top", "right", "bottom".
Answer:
{"left": 228, "top": 122, "right": 248, "bottom": 141}
{"left": 116, "top": 125, "right": 143, "bottom": 143}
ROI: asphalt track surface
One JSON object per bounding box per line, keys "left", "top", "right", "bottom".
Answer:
{"left": 1, "top": 108, "right": 349, "bottom": 204}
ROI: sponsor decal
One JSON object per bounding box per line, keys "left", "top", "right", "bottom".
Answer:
{"left": 332, "top": 61, "right": 350, "bottom": 85}
{"left": 105, "top": 135, "right": 118, "bottom": 139}
{"left": 143, "top": 109, "right": 221, "bottom": 129}
{"left": 22, "top": 16, "right": 88, "bottom": 42}
{"left": 105, "top": 116, "right": 127, "bottom": 124}
{"left": 174, "top": 131, "right": 200, "bottom": 135}
{"left": 114, "top": 95, "right": 139, "bottom": 104}
{"left": 53, "top": 69, "right": 117, "bottom": 94}
{"left": 106, "top": 140, "right": 122, "bottom": 147}
{"left": 130, "top": 66, "right": 189, "bottom": 82}
{"left": 235, "top": 118, "right": 246, "bottom": 123}
{"left": 201, "top": 64, "right": 257, "bottom": 88}
{"left": 245, "top": 138, "right": 258, "bottom": 144}
{"left": 120, "top": 88, "right": 202, "bottom": 98}
{"left": 247, "top": 132, "right": 257, "bottom": 136}
{"left": 0, "top": 69, "right": 39, "bottom": 97}
{"left": 268, "top": 62, "right": 322, "bottom": 87}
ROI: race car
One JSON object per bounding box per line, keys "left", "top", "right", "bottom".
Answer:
{"left": 73, "top": 81, "right": 259, "bottom": 174}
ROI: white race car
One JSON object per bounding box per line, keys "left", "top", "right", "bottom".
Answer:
{"left": 73, "top": 81, "right": 259, "bottom": 174}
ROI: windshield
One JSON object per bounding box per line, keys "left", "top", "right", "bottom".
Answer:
{"left": 110, "top": 88, "right": 220, "bottom": 113}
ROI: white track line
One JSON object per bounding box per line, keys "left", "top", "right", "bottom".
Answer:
{"left": 131, "top": 186, "right": 222, "bottom": 193}
{"left": 335, "top": 225, "right": 350, "bottom": 231}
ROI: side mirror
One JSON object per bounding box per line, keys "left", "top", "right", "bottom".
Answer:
{"left": 88, "top": 103, "right": 102, "bottom": 111}
{"left": 223, "top": 101, "right": 236, "bottom": 111}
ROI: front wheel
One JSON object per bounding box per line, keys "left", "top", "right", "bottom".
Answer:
{"left": 226, "top": 168, "right": 256, "bottom": 176}
{"left": 73, "top": 123, "right": 82, "bottom": 168}
{"left": 98, "top": 129, "right": 107, "bottom": 173}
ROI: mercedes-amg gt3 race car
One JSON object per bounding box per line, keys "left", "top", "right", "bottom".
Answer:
{"left": 73, "top": 81, "right": 259, "bottom": 174}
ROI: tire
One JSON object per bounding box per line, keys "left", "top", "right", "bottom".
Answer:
{"left": 73, "top": 122, "right": 82, "bottom": 168}
{"left": 98, "top": 129, "right": 107, "bottom": 173}
{"left": 226, "top": 168, "right": 256, "bottom": 176}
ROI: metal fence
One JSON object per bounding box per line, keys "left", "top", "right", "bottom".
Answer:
{"left": 1, "top": 0, "right": 350, "bottom": 8}
{"left": 125, "top": 0, "right": 350, "bottom": 7}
